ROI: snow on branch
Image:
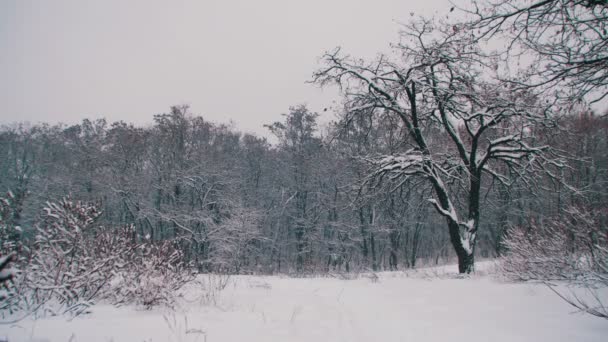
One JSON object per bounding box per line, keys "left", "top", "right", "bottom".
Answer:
{"left": 368, "top": 150, "right": 427, "bottom": 181}
{"left": 476, "top": 132, "right": 549, "bottom": 170}
{"left": 427, "top": 198, "right": 458, "bottom": 223}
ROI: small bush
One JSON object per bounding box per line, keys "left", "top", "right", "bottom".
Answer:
{"left": 500, "top": 206, "right": 608, "bottom": 319}
{"left": 2, "top": 197, "right": 194, "bottom": 318}
{"left": 500, "top": 207, "right": 607, "bottom": 284}
{"left": 108, "top": 238, "right": 194, "bottom": 309}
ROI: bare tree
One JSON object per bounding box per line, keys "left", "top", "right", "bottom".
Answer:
{"left": 465, "top": 0, "right": 608, "bottom": 104}
{"left": 314, "top": 18, "right": 556, "bottom": 273}
{"left": 267, "top": 106, "right": 324, "bottom": 273}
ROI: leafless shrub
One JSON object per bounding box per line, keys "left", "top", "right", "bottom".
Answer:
{"left": 2, "top": 197, "right": 195, "bottom": 318}
{"left": 0, "top": 192, "right": 22, "bottom": 306}
{"left": 501, "top": 207, "right": 607, "bottom": 284}
{"left": 0, "top": 253, "right": 15, "bottom": 301}
{"left": 183, "top": 274, "right": 232, "bottom": 306}
{"left": 20, "top": 199, "right": 110, "bottom": 315}
{"left": 108, "top": 238, "right": 194, "bottom": 309}
{"left": 546, "top": 284, "right": 608, "bottom": 319}
{"left": 501, "top": 206, "right": 608, "bottom": 319}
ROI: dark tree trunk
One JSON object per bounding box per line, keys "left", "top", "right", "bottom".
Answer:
{"left": 295, "top": 224, "right": 305, "bottom": 273}
{"left": 447, "top": 219, "right": 475, "bottom": 274}
{"left": 370, "top": 232, "right": 378, "bottom": 271}
{"left": 458, "top": 250, "right": 475, "bottom": 274}
{"left": 410, "top": 221, "right": 422, "bottom": 268}
{"left": 389, "top": 229, "right": 399, "bottom": 271}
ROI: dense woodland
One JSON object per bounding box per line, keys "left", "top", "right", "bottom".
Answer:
{"left": 0, "top": 104, "right": 605, "bottom": 273}
{"left": 0, "top": 0, "right": 607, "bottom": 318}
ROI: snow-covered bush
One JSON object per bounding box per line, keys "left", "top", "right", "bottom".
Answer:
{"left": 19, "top": 198, "right": 114, "bottom": 315}
{"left": 0, "top": 192, "right": 23, "bottom": 310}
{"left": 500, "top": 207, "right": 607, "bottom": 284}
{"left": 108, "top": 238, "right": 194, "bottom": 309}
{"left": 0, "top": 253, "right": 15, "bottom": 300}
{"left": 2, "top": 198, "right": 195, "bottom": 318}
{"left": 500, "top": 206, "right": 608, "bottom": 319}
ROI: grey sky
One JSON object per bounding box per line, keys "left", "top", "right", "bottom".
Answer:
{"left": 0, "top": 0, "right": 450, "bottom": 136}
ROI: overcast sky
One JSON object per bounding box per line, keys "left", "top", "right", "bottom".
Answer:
{"left": 0, "top": 0, "right": 452, "bottom": 136}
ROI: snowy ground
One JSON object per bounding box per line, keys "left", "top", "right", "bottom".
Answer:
{"left": 2, "top": 262, "right": 607, "bottom": 342}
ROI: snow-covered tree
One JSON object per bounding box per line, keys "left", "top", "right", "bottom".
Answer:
{"left": 465, "top": 0, "right": 608, "bottom": 104}
{"left": 314, "top": 18, "right": 557, "bottom": 273}
{"left": 266, "top": 106, "right": 325, "bottom": 273}
{"left": 206, "top": 205, "right": 262, "bottom": 273}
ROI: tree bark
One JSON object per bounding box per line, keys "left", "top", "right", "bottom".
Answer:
{"left": 447, "top": 219, "right": 476, "bottom": 274}
{"left": 458, "top": 250, "right": 475, "bottom": 274}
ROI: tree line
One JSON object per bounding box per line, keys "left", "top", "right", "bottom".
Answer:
{"left": 0, "top": 102, "right": 605, "bottom": 275}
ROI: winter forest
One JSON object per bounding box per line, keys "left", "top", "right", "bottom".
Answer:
{"left": 1, "top": 0, "right": 608, "bottom": 341}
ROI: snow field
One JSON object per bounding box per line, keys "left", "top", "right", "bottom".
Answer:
{"left": 3, "top": 263, "right": 607, "bottom": 342}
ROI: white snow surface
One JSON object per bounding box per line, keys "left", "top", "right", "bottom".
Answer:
{"left": 2, "top": 262, "right": 607, "bottom": 342}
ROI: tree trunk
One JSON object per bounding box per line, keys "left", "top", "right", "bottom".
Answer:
{"left": 389, "top": 229, "right": 399, "bottom": 271}
{"left": 457, "top": 250, "right": 474, "bottom": 274}
{"left": 447, "top": 219, "right": 476, "bottom": 274}
{"left": 370, "top": 232, "right": 378, "bottom": 271}
{"left": 410, "top": 222, "right": 422, "bottom": 269}
{"left": 295, "top": 224, "right": 305, "bottom": 273}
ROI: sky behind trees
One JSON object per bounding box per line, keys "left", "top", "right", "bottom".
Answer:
{"left": 0, "top": 0, "right": 451, "bottom": 136}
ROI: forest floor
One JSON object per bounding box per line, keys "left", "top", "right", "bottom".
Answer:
{"left": 2, "top": 261, "right": 607, "bottom": 342}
